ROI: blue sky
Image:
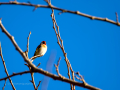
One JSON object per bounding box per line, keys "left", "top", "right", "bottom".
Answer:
{"left": 0, "top": 0, "right": 120, "bottom": 90}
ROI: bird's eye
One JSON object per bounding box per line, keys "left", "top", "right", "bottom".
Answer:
{"left": 42, "top": 41, "right": 46, "bottom": 44}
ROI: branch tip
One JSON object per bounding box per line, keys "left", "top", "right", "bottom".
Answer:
{"left": 115, "top": 12, "right": 119, "bottom": 23}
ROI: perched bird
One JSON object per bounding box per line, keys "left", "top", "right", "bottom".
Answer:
{"left": 31, "top": 41, "right": 47, "bottom": 62}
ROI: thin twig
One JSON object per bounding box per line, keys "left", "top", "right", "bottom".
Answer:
{"left": 50, "top": 5, "right": 74, "bottom": 90}
{"left": 25, "top": 32, "right": 37, "bottom": 90}
{"left": 2, "top": 79, "right": 7, "bottom": 90}
{"left": 37, "top": 63, "right": 41, "bottom": 67}
{"left": 0, "top": 1, "right": 120, "bottom": 26}
{"left": 0, "top": 43, "right": 16, "bottom": 90}
{"left": 25, "top": 31, "right": 31, "bottom": 57}
{"left": 69, "top": 63, "right": 75, "bottom": 90}
{"left": 116, "top": 12, "right": 119, "bottom": 23}
{"left": 75, "top": 72, "right": 87, "bottom": 86}
{"left": 56, "top": 57, "right": 61, "bottom": 66}
{"left": 0, "top": 70, "right": 31, "bottom": 81}
{"left": 0, "top": 19, "right": 101, "bottom": 90}
{"left": 30, "top": 72, "right": 37, "bottom": 90}
{"left": 36, "top": 81, "right": 41, "bottom": 89}
{"left": 54, "top": 57, "right": 62, "bottom": 77}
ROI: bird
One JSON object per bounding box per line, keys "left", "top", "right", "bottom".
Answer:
{"left": 31, "top": 41, "right": 47, "bottom": 62}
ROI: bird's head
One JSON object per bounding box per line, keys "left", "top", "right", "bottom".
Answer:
{"left": 41, "top": 41, "right": 46, "bottom": 45}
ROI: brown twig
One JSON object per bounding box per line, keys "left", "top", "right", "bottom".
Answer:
{"left": 50, "top": 4, "right": 74, "bottom": 90}
{"left": 37, "top": 63, "right": 41, "bottom": 67}
{"left": 69, "top": 63, "right": 75, "bottom": 90}
{"left": 36, "top": 81, "right": 41, "bottom": 90}
{"left": 2, "top": 79, "right": 7, "bottom": 90}
{"left": 75, "top": 72, "right": 87, "bottom": 86}
{"left": 0, "top": 43, "right": 16, "bottom": 90}
{"left": 116, "top": 12, "right": 119, "bottom": 23}
{"left": 30, "top": 72, "right": 37, "bottom": 90}
{"left": 54, "top": 57, "right": 62, "bottom": 77}
{"left": 25, "top": 31, "right": 31, "bottom": 57}
{"left": 0, "top": 70, "right": 31, "bottom": 81}
{"left": 0, "top": 19, "right": 101, "bottom": 90}
{"left": 25, "top": 32, "right": 39, "bottom": 90}
{"left": 0, "top": 1, "right": 120, "bottom": 26}
{"left": 29, "top": 66, "right": 37, "bottom": 90}
{"left": 33, "top": 6, "right": 38, "bottom": 11}
{"left": 24, "top": 31, "right": 31, "bottom": 68}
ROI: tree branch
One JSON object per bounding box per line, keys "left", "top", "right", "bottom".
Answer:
{"left": 115, "top": 12, "right": 119, "bottom": 23}
{"left": 30, "top": 72, "right": 37, "bottom": 90}
{"left": 0, "top": 70, "right": 31, "bottom": 81}
{"left": 50, "top": 5, "right": 75, "bottom": 90}
{"left": 0, "top": 1, "right": 120, "bottom": 26}
{"left": 0, "top": 42, "right": 16, "bottom": 90}
{"left": 2, "top": 79, "right": 7, "bottom": 90}
{"left": 54, "top": 57, "right": 62, "bottom": 77}
{"left": 25, "top": 31, "right": 31, "bottom": 58}
{"left": 0, "top": 19, "right": 101, "bottom": 90}
{"left": 75, "top": 72, "right": 87, "bottom": 86}
{"left": 36, "top": 80, "right": 41, "bottom": 90}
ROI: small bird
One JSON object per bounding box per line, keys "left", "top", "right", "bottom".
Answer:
{"left": 31, "top": 41, "right": 47, "bottom": 62}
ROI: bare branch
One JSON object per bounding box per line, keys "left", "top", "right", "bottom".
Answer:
{"left": 30, "top": 72, "right": 37, "bottom": 90}
{"left": 25, "top": 31, "right": 31, "bottom": 57}
{"left": 116, "top": 12, "right": 119, "bottom": 23}
{"left": 75, "top": 72, "right": 87, "bottom": 86}
{"left": 0, "top": 1, "right": 120, "bottom": 26}
{"left": 37, "top": 63, "right": 41, "bottom": 67}
{"left": 36, "top": 80, "right": 41, "bottom": 90}
{"left": 0, "top": 43, "right": 16, "bottom": 90}
{"left": 0, "top": 19, "right": 101, "bottom": 90}
{"left": 51, "top": 7, "right": 74, "bottom": 90}
{"left": 69, "top": 63, "right": 75, "bottom": 90}
{"left": 2, "top": 79, "right": 7, "bottom": 90}
{"left": 0, "top": 70, "right": 31, "bottom": 81}
{"left": 33, "top": 6, "right": 38, "bottom": 11}
{"left": 24, "top": 33, "right": 39, "bottom": 90}
{"left": 54, "top": 57, "right": 62, "bottom": 77}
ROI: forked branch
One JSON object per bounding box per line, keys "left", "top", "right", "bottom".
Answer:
{"left": 0, "top": 19, "right": 101, "bottom": 90}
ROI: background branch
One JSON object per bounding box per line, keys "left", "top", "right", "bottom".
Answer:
{"left": 2, "top": 79, "right": 7, "bottom": 90}
{"left": 0, "top": 70, "right": 31, "bottom": 81}
{"left": 0, "top": 42, "right": 16, "bottom": 90}
{"left": 36, "top": 81, "right": 41, "bottom": 90}
{"left": 116, "top": 12, "right": 119, "bottom": 23}
{"left": 75, "top": 72, "right": 87, "bottom": 85}
{"left": 0, "top": 1, "right": 119, "bottom": 26}
{"left": 50, "top": 5, "right": 76, "bottom": 89}
{"left": 51, "top": 8, "right": 73, "bottom": 90}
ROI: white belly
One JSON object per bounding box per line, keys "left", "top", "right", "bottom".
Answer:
{"left": 39, "top": 47, "right": 47, "bottom": 56}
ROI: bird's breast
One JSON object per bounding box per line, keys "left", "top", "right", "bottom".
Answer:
{"left": 39, "top": 45, "right": 47, "bottom": 56}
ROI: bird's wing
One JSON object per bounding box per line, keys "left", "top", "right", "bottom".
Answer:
{"left": 34, "top": 44, "right": 41, "bottom": 56}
